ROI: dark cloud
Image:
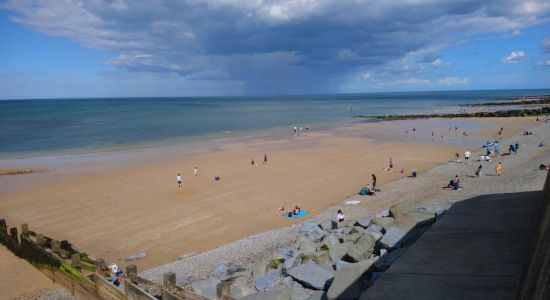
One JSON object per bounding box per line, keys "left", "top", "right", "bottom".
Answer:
{"left": 1, "top": 0, "right": 549, "bottom": 94}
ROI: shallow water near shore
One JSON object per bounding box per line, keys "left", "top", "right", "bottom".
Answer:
{"left": 2, "top": 89, "right": 548, "bottom": 159}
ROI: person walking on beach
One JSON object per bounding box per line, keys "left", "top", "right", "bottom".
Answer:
{"left": 337, "top": 210, "right": 345, "bottom": 229}
{"left": 455, "top": 152, "right": 460, "bottom": 162}
{"left": 176, "top": 173, "right": 182, "bottom": 188}
{"left": 264, "top": 153, "right": 268, "bottom": 165}
{"left": 293, "top": 126, "right": 297, "bottom": 136}
{"left": 371, "top": 174, "right": 377, "bottom": 190}
{"left": 496, "top": 162, "right": 502, "bottom": 176}
{"left": 389, "top": 158, "right": 394, "bottom": 171}
{"left": 475, "top": 165, "right": 482, "bottom": 177}
{"left": 251, "top": 159, "right": 256, "bottom": 167}
{"left": 494, "top": 143, "right": 500, "bottom": 156}
{"left": 194, "top": 166, "right": 198, "bottom": 177}
{"left": 464, "top": 150, "right": 471, "bottom": 161}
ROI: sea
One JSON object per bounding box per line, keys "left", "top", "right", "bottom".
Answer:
{"left": 1, "top": 89, "right": 548, "bottom": 158}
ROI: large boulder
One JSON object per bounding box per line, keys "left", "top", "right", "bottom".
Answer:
{"left": 299, "top": 221, "right": 326, "bottom": 241}
{"left": 345, "top": 234, "right": 376, "bottom": 262}
{"left": 327, "top": 259, "right": 376, "bottom": 300}
{"left": 304, "top": 250, "right": 331, "bottom": 267}
{"left": 191, "top": 277, "right": 221, "bottom": 300}
{"left": 287, "top": 261, "right": 335, "bottom": 290}
{"left": 253, "top": 261, "right": 269, "bottom": 279}
{"left": 298, "top": 239, "right": 317, "bottom": 254}
{"left": 343, "top": 232, "right": 362, "bottom": 244}
{"left": 241, "top": 287, "right": 292, "bottom": 300}
{"left": 319, "top": 220, "right": 335, "bottom": 231}
{"left": 375, "top": 209, "right": 390, "bottom": 218}
{"left": 372, "top": 217, "right": 395, "bottom": 231}
{"left": 374, "top": 247, "right": 408, "bottom": 271}
{"left": 329, "top": 242, "right": 353, "bottom": 262}
{"left": 379, "top": 227, "right": 406, "bottom": 250}
{"left": 355, "top": 217, "right": 373, "bottom": 228}
{"left": 365, "top": 226, "right": 383, "bottom": 241}
{"left": 256, "top": 270, "right": 283, "bottom": 290}
{"left": 321, "top": 234, "right": 340, "bottom": 249}
{"left": 212, "top": 264, "right": 228, "bottom": 276}
{"left": 230, "top": 283, "right": 255, "bottom": 299}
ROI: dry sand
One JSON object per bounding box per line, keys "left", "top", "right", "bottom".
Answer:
{"left": 0, "top": 246, "right": 56, "bottom": 300}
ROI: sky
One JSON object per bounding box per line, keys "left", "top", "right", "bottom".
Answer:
{"left": 0, "top": 0, "right": 550, "bottom": 99}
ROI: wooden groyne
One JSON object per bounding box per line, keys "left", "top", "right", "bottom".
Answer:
{"left": 0, "top": 218, "right": 216, "bottom": 300}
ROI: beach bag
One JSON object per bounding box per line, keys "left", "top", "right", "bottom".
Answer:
{"left": 359, "top": 187, "right": 368, "bottom": 196}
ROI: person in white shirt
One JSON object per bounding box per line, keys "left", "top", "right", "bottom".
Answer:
{"left": 176, "top": 173, "right": 182, "bottom": 188}
{"left": 194, "top": 166, "right": 198, "bottom": 177}
{"left": 464, "top": 150, "right": 471, "bottom": 161}
{"left": 337, "top": 210, "right": 345, "bottom": 229}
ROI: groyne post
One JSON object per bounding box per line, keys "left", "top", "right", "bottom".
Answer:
{"left": 163, "top": 272, "right": 176, "bottom": 291}
{"left": 9, "top": 227, "right": 19, "bottom": 244}
{"left": 0, "top": 219, "right": 6, "bottom": 235}
{"left": 51, "top": 240, "right": 60, "bottom": 253}
{"left": 71, "top": 253, "right": 80, "bottom": 268}
{"left": 127, "top": 264, "right": 138, "bottom": 284}
{"left": 35, "top": 233, "right": 45, "bottom": 246}
{"left": 21, "top": 223, "right": 29, "bottom": 236}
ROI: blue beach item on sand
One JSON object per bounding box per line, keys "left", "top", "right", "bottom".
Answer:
{"left": 282, "top": 210, "right": 309, "bottom": 218}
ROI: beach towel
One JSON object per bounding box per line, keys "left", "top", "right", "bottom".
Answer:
{"left": 345, "top": 200, "right": 361, "bottom": 205}
{"left": 282, "top": 210, "right": 309, "bottom": 218}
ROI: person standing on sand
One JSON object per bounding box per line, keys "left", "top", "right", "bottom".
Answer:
{"left": 263, "top": 153, "right": 268, "bottom": 165}
{"left": 251, "top": 159, "right": 256, "bottom": 167}
{"left": 389, "top": 158, "right": 394, "bottom": 171}
{"left": 464, "top": 150, "right": 471, "bottom": 161}
{"left": 176, "top": 173, "right": 182, "bottom": 188}
{"left": 337, "top": 210, "right": 345, "bottom": 229}
{"left": 194, "top": 166, "right": 198, "bottom": 177}
{"left": 455, "top": 153, "right": 460, "bottom": 162}
{"left": 371, "top": 174, "right": 377, "bottom": 190}
{"left": 496, "top": 162, "right": 502, "bottom": 176}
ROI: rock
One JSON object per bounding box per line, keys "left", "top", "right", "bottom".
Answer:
{"left": 372, "top": 217, "right": 395, "bottom": 231}
{"left": 367, "top": 224, "right": 384, "bottom": 233}
{"left": 231, "top": 283, "right": 255, "bottom": 299}
{"left": 365, "top": 228, "right": 383, "bottom": 241}
{"left": 327, "top": 259, "right": 376, "bottom": 300}
{"left": 191, "top": 277, "right": 221, "bottom": 300}
{"left": 291, "top": 283, "right": 310, "bottom": 300}
{"left": 212, "top": 264, "right": 228, "bottom": 276}
{"left": 375, "top": 209, "right": 390, "bottom": 218}
{"left": 256, "top": 270, "right": 282, "bottom": 290}
{"left": 355, "top": 217, "right": 373, "bottom": 228}
{"left": 335, "top": 260, "right": 352, "bottom": 271}
{"left": 125, "top": 252, "right": 146, "bottom": 261}
{"left": 287, "top": 261, "right": 335, "bottom": 290}
{"left": 274, "top": 248, "right": 303, "bottom": 269}
{"left": 241, "top": 287, "right": 292, "bottom": 300}
{"left": 285, "top": 252, "right": 304, "bottom": 270}
{"left": 299, "top": 221, "right": 326, "bottom": 241}
{"left": 351, "top": 226, "right": 365, "bottom": 234}
{"left": 253, "top": 261, "right": 269, "bottom": 279}
{"left": 298, "top": 239, "right": 317, "bottom": 254}
{"left": 321, "top": 234, "right": 340, "bottom": 249}
{"left": 307, "top": 291, "right": 327, "bottom": 300}
{"left": 374, "top": 247, "right": 408, "bottom": 271}
{"left": 178, "top": 252, "right": 197, "bottom": 260}
{"left": 345, "top": 234, "right": 376, "bottom": 262}
{"left": 343, "top": 232, "right": 362, "bottom": 243}
{"left": 389, "top": 202, "right": 409, "bottom": 219}
{"left": 379, "top": 227, "right": 406, "bottom": 250}
{"left": 319, "top": 220, "right": 334, "bottom": 231}
{"left": 305, "top": 250, "right": 331, "bottom": 267}
{"left": 329, "top": 242, "right": 353, "bottom": 262}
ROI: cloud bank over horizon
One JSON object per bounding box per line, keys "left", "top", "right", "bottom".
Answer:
{"left": 1, "top": 0, "right": 550, "bottom": 97}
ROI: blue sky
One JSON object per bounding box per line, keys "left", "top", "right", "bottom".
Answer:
{"left": 1, "top": 0, "right": 550, "bottom": 99}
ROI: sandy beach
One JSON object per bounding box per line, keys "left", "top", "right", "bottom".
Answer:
{"left": 0, "top": 116, "right": 542, "bottom": 298}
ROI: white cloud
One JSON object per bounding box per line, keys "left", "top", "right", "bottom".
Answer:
{"left": 432, "top": 59, "right": 443, "bottom": 66}
{"left": 338, "top": 49, "right": 359, "bottom": 60}
{"left": 361, "top": 72, "right": 372, "bottom": 80}
{"left": 401, "top": 78, "right": 430, "bottom": 85}
{"left": 502, "top": 50, "right": 526, "bottom": 64}
{"left": 511, "top": 29, "right": 522, "bottom": 36}
{"left": 438, "top": 77, "right": 469, "bottom": 85}
{"left": 537, "top": 59, "right": 550, "bottom": 67}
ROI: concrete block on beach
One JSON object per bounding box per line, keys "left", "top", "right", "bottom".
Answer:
{"left": 329, "top": 242, "right": 353, "bottom": 263}
{"left": 345, "top": 234, "right": 376, "bottom": 262}
{"left": 287, "top": 261, "right": 335, "bottom": 290}
{"left": 241, "top": 286, "right": 292, "bottom": 300}
{"left": 255, "top": 270, "right": 282, "bottom": 290}
{"left": 321, "top": 234, "right": 340, "bottom": 249}
{"left": 379, "top": 227, "right": 406, "bottom": 250}
{"left": 191, "top": 277, "right": 222, "bottom": 300}
{"left": 299, "top": 221, "right": 326, "bottom": 241}
{"left": 319, "top": 220, "right": 335, "bottom": 231}
{"left": 373, "top": 217, "right": 395, "bottom": 231}
{"left": 230, "top": 283, "right": 255, "bottom": 299}
{"left": 253, "top": 261, "right": 268, "bottom": 279}
{"left": 376, "top": 209, "right": 390, "bottom": 218}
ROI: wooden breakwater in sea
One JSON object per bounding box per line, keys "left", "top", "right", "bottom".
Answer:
{"left": 0, "top": 218, "right": 217, "bottom": 300}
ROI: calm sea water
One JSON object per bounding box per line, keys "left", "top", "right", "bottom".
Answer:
{"left": 1, "top": 89, "right": 548, "bottom": 158}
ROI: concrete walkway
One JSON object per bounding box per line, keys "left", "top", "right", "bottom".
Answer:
{"left": 361, "top": 191, "right": 543, "bottom": 300}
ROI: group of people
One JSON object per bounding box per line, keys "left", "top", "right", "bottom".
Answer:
{"left": 292, "top": 125, "right": 309, "bottom": 136}
{"left": 176, "top": 166, "right": 199, "bottom": 188}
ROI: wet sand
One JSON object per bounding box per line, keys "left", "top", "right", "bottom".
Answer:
{"left": 0, "top": 117, "right": 536, "bottom": 275}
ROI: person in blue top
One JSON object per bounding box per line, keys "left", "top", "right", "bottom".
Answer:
{"left": 494, "top": 143, "right": 500, "bottom": 156}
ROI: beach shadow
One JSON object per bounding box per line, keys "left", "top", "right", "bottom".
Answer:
{"left": 465, "top": 175, "right": 476, "bottom": 178}
{"left": 484, "top": 174, "right": 498, "bottom": 177}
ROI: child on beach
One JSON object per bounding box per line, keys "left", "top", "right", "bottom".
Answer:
{"left": 371, "top": 174, "right": 377, "bottom": 190}
{"left": 293, "top": 206, "right": 301, "bottom": 215}
{"left": 455, "top": 153, "right": 460, "bottom": 162}
{"left": 496, "top": 162, "right": 502, "bottom": 176}
{"left": 337, "top": 210, "right": 345, "bottom": 229}
{"left": 475, "top": 165, "right": 482, "bottom": 177}
{"left": 176, "top": 173, "right": 182, "bottom": 188}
